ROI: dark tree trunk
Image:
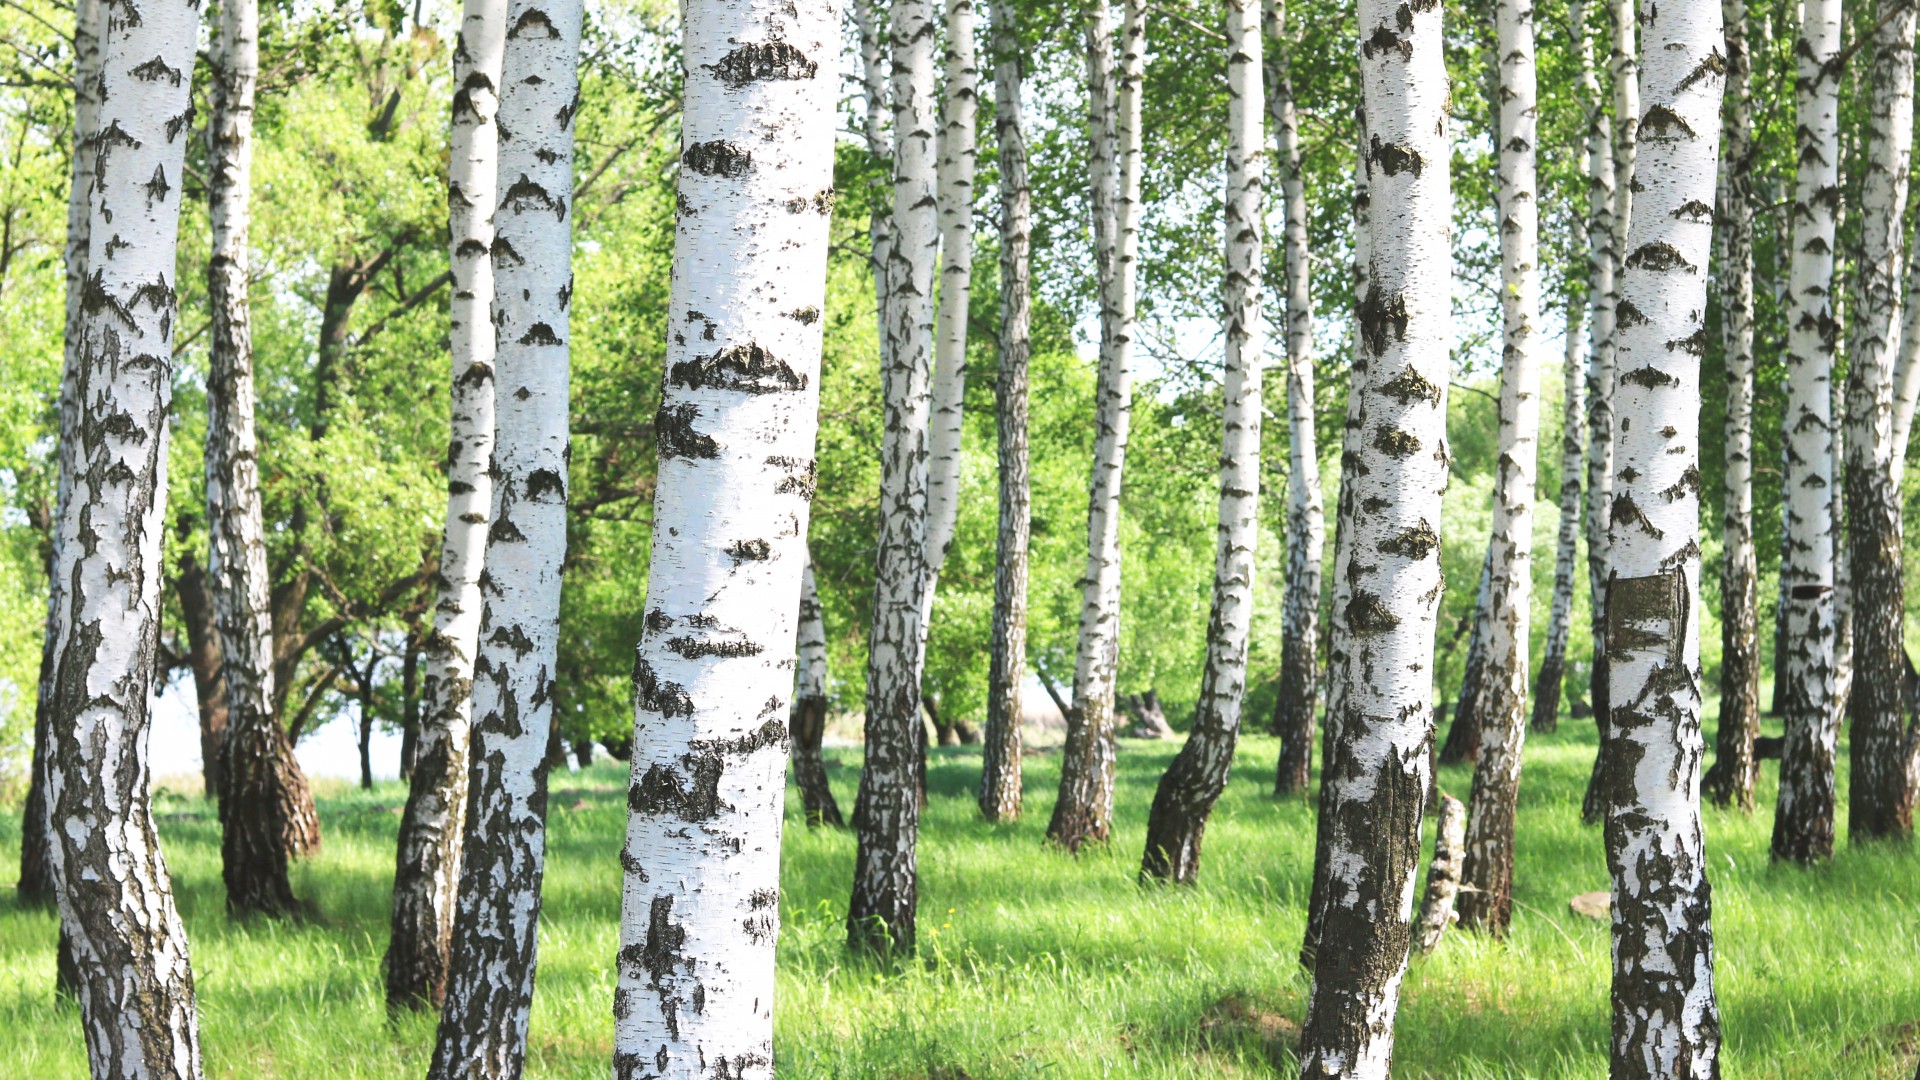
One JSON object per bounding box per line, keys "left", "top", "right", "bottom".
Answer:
{"left": 1439, "top": 556, "right": 1491, "bottom": 766}
{"left": 572, "top": 740, "right": 593, "bottom": 768}
{"left": 1298, "top": 667, "right": 1342, "bottom": 970}
{"left": 399, "top": 629, "right": 422, "bottom": 782}
{"left": 219, "top": 720, "right": 304, "bottom": 917}
{"left": 793, "top": 693, "right": 843, "bottom": 827}
{"left": 1272, "top": 643, "right": 1317, "bottom": 794}
{"left": 1580, "top": 636, "right": 1612, "bottom": 825}
{"left": 359, "top": 706, "right": 375, "bottom": 791}
{"left": 176, "top": 550, "right": 230, "bottom": 800}
{"left": 1845, "top": 469, "right": 1914, "bottom": 841}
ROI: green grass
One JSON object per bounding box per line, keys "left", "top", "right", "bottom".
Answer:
{"left": 2, "top": 719, "right": 1917, "bottom": 1078}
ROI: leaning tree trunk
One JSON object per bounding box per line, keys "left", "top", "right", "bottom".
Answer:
{"left": 1438, "top": 552, "right": 1491, "bottom": 766}
{"left": 1458, "top": 0, "right": 1541, "bottom": 938}
{"left": 1706, "top": 0, "right": 1761, "bottom": 810}
{"left": 849, "top": 0, "right": 939, "bottom": 956}
{"left": 1299, "top": 109, "right": 1368, "bottom": 973}
{"left": 1412, "top": 793, "right": 1466, "bottom": 954}
{"left": 980, "top": 0, "right": 1032, "bottom": 825}
{"left": 1050, "top": 0, "right": 1144, "bottom": 852}
{"left": 386, "top": 0, "right": 505, "bottom": 1012}
{"left": 1600, "top": 0, "right": 1726, "bottom": 1069}
{"left": 1139, "top": 0, "right": 1263, "bottom": 884}
{"left": 1532, "top": 302, "right": 1585, "bottom": 737}
{"left": 207, "top": 0, "right": 302, "bottom": 921}
{"left": 1266, "top": 0, "right": 1322, "bottom": 798}
{"left": 44, "top": 0, "right": 205, "bottom": 1070}
{"left": 923, "top": 0, "right": 977, "bottom": 611}
{"left": 1771, "top": 0, "right": 1843, "bottom": 866}
{"left": 427, "top": 0, "right": 577, "bottom": 1073}
{"left": 793, "top": 558, "right": 843, "bottom": 827}
{"left": 1893, "top": 230, "right": 1920, "bottom": 467}
{"left": 610, "top": 6, "right": 837, "bottom": 1073}
{"left": 1296, "top": 0, "right": 1450, "bottom": 1068}
{"left": 1844, "top": 0, "right": 1917, "bottom": 844}
{"left": 20, "top": 0, "right": 104, "bottom": 910}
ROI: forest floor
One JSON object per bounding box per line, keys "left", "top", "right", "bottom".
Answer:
{"left": 2, "top": 718, "right": 1918, "bottom": 1078}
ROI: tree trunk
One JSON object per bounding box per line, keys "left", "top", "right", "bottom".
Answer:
{"left": 1771, "top": 0, "right": 1843, "bottom": 866}
{"left": 1892, "top": 225, "right": 1920, "bottom": 466}
{"left": 1600, "top": 1, "right": 1725, "bottom": 1069}
{"left": 399, "top": 628, "right": 422, "bottom": 782}
{"left": 793, "top": 560, "right": 842, "bottom": 827}
{"left": 1139, "top": 0, "right": 1263, "bottom": 884}
{"left": 1266, "top": 0, "right": 1322, "bottom": 798}
{"left": 980, "top": 0, "right": 1031, "bottom": 825}
{"left": 852, "top": 0, "right": 894, "bottom": 376}
{"left": 1533, "top": 301, "right": 1584, "bottom": 737}
{"left": 1707, "top": 0, "right": 1761, "bottom": 810}
{"left": 1438, "top": 552, "right": 1491, "bottom": 765}
{"left": 610, "top": 7, "right": 836, "bottom": 1074}
{"left": 1050, "top": 0, "right": 1144, "bottom": 852}
{"left": 923, "top": 0, "right": 976, "bottom": 616}
{"left": 1843, "top": 0, "right": 1917, "bottom": 844}
{"left": 849, "top": 0, "right": 940, "bottom": 958}
{"left": 428, "top": 0, "right": 577, "bottom": 1072}
{"left": 1296, "top": 0, "right": 1450, "bottom": 1068}
{"left": 1458, "top": 0, "right": 1541, "bottom": 938}
{"left": 386, "top": 0, "right": 504, "bottom": 1014}
{"left": 175, "top": 551, "right": 230, "bottom": 801}
{"left": 45, "top": 0, "right": 205, "bottom": 1068}
{"left": 1412, "top": 793, "right": 1465, "bottom": 954}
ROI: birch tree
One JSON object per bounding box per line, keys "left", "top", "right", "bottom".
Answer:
{"left": 1297, "top": 0, "right": 1450, "bottom": 1067}
{"left": 980, "top": 0, "right": 1032, "bottom": 824}
{"left": 1600, "top": 0, "right": 1725, "bottom": 1067}
{"left": 387, "top": 0, "right": 506, "bottom": 1010}
{"left": 1771, "top": 0, "right": 1843, "bottom": 865}
{"left": 44, "top": 0, "right": 205, "bottom": 1069}
{"left": 1139, "top": 0, "right": 1263, "bottom": 884}
{"left": 924, "top": 0, "right": 977, "bottom": 607}
{"left": 849, "top": 0, "right": 939, "bottom": 953}
{"left": 1843, "top": 0, "right": 1917, "bottom": 842}
{"left": 793, "top": 559, "right": 843, "bottom": 826}
{"left": 1706, "top": 0, "right": 1761, "bottom": 810}
{"left": 427, "top": 0, "right": 578, "bottom": 1070}
{"left": 1049, "top": 0, "right": 1145, "bottom": 851}
{"left": 1266, "top": 0, "right": 1322, "bottom": 798}
{"left": 1531, "top": 310, "right": 1584, "bottom": 736}
{"left": 852, "top": 0, "right": 893, "bottom": 361}
{"left": 611, "top": 0, "right": 838, "bottom": 1069}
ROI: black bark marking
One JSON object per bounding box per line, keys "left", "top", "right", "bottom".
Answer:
{"left": 165, "top": 106, "right": 194, "bottom": 143}
{"left": 1671, "top": 199, "right": 1713, "bottom": 221}
{"left": 507, "top": 8, "right": 560, "bottom": 37}
{"left": 1666, "top": 328, "right": 1708, "bottom": 356}
{"left": 491, "top": 236, "right": 525, "bottom": 266}
{"left": 1676, "top": 48, "right": 1727, "bottom": 93}
{"left": 1606, "top": 570, "right": 1688, "bottom": 667}
{"left": 683, "top": 140, "right": 752, "bottom": 177}
{"left": 452, "top": 72, "right": 494, "bottom": 122}
{"left": 725, "top": 538, "right": 771, "bottom": 562}
{"left": 517, "top": 323, "right": 564, "bottom": 346}
{"left": 633, "top": 657, "right": 694, "bottom": 717}
{"left": 1610, "top": 494, "right": 1664, "bottom": 539}
{"left": 1661, "top": 465, "right": 1702, "bottom": 503}
{"left": 670, "top": 343, "right": 806, "bottom": 394}
{"left": 1616, "top": 299, "right": 1649, "bottom": 327}
{"left": 131, "top": 55, "right": 183, "bottom": 85}
{"left": 630, "top": 758, "right": 725, "bottom": 820}
{"left": 1619, "top": 365, "right": 1677, "bottom": 389}
{"left": 666, "top": 636, "right": 764, "bottom": 660}
{"left": 1347, "top": 591, "right": 1401, "bottom": 634}
{"left": 769, "top": 455, "right": 817, "bottom": 499}
{"left": 1379, "top": 366, "right": 1442, "bottom": 407}
{"left": 1369, "top": 134, "right": 1424, "bottom": 177}
{"left": 1358, "top": 284, "right": 1409, "bottom": 356}
{"left": 785, "top": 306, "right": 820, "bottom": 324}
{"left": 655, "top": 403, "right": 720, "bottom": 460}
{"left": 525, "top": 468, "right": 565, "bottom": 501}
{"left": 143, "top": 164, "right": 170, "bottom": 204}
{"left": 1640, "top": 104, "right": 1695, "bottom": 140}
{"left": 1625, "top": 242, "right": 1696, "bottom": 273}
{"left": 557, "top": 88, "right": 581, "bottom": 130}
{"left": 1378, "top": 518, "right": 1440, "bottom": 560}
{"left": 1362, "top": 26, "right": 1411, "bottom": 60}
{"left": 455, "top": 238, "right": 490, "bottom": 259}
{"left": 1373, "top": 426, "right": 1421, "bottom": 458}
{"left": 502, "top": 174, "right": 566, "bottom": 220}
{"left": 707, "top": 41, "right": 819, "bottom": 87}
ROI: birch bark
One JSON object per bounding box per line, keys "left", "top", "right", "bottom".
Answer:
{"left": 852, "top": 0, "right": 894, "bottom": 364}
{"left": 980, "top": 0, "right": 1032, "bottom": 824}
{"left": 427, "top": 0, "right": 577, "bottom": 1071}
{"left": 1266, "top": 0, "right": 1322, "bottom": 798}
{"left": 1843, "top": 0, "right": 1917, "bottom": 843}
{"left": 1139, "top": 0, "right": 1263, "bottom": 884}
{"left": 850, "top": 0, "right": 939, "bottom": 953}
{"left": 924, "top": 0, "right": 977, "bottom": 599}
{"left": 1532, "top": 305, "right": 1584, "bottom": 736}
{"left": 45, "top": 0, "right": 205, "bottom": 1070}
{"left": 1600, "top": 0, "right": 1725, "bottom": 1069}
{"left": 387, "top": 0, "right": 506, "bottom": 1010}
{"left": 1297, "top": 0, "right": 1450, "bottom": 1068}
{"left": 1771, "top": 0, "right": 1843, "bottom": 866}
{"left": 793, "top": 558, "right": 843, "bottom": 827}
{"left": 611, "top": 0, "right": 837, "bottom": 1070}
{"left": 1458, "top": 0, "right": 1541, "bottom": 937}
{"left": 1411, "top": 793, "right": 1465, "bottom": 954}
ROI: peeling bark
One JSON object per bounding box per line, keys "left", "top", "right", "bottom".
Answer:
{"left": 793, "top": 558, "right": 842, "bottom": 827}
{"left": 1140, "top": 0, "right": 1264, "bottom": 885}
{"left": 612, "top": 0, "right": 836, "bottom": 1071}
{"left": 428, "top": 0, "right": 578, "bottom": 1072}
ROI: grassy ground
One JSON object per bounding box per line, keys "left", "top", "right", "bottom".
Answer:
{"left": 2, "top": 719, "right": 1917, "bottom": 1078}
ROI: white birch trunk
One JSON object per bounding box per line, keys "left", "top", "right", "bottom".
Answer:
{"left": 612, "top": 0, "right": 838, "bottom": 1070}
{"left": 852, "top": 0, "right": 894, "bottom": 368}
{"left": 1595, "top": 0, "right": 1637, "bottom": 744}
{"left": 850, "top": 0, "right": 939, "bottom": 953}
{"left": 1892, "top": 228, "right": 1920, "bottom": 469}
{"left": 924, "top": 0, "right": 977, "bottom": 594}
{"left": 1412, "top": 793, "right": 1466, "bottom": 954}
{"left": 428, "top": 0, "right": 578, "bottom": 1072}
{"left": 1601, "top": 0, "right": 1725, "bottom": 1069}
{"left": 1532, "top": 303, "right": 1584, "bottom": 735}
{"left": 387, "top": 0, "right": 506, "bottom": 1010}
{"left": 1458, "top": 0, "right": 1540, "bottom": 938}
{"left": 1297, "top": 0, "right": 1450, "bottom": 1069}
{"left": 792, "top": 556, "right": 843, "bottom": 827}
{"left": 1138, "top": 0, "right": 1263, "bottom": 883}
{"left": 1770, "top": 0, "right": 1843, "bottom": 865}
{"left": 45, "top": 0, "right": 204, "bottom": 1070}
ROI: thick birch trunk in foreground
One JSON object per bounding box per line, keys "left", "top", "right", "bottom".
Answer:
{"left": 1050, "top": 0, "right": 1143, "bottom": 851}
{"left": 1266, "top": 0, "right": 1322, "bottom": 797}
{"left": 1297, "top": 0, "right": 1450, "bottom": 1068}
{"left": 428, "top": 0, "right": 577, "bottom": 1072}
{"left": 45, "top": 0, "right": 204, "bottom": 1070}
{"left": 1412, "top": 794, "right": 1465, "bottom": 953}
{"left": 850, "top": 0, "right": 938, "bottom": 954}
{"left": 1532, "top": 306, "right": 1584, "bottom": 736}
{"left": 1844, "top": 0, "right": 1917, "bottom": 843}
{"left": 206, "top": 0, "right": 301, "bottom": 922}
{"left": 1600, "top": 1, "right": 1724, "bottom": 1069}
{"left": 1299, "top": 113, "right": 1368, "bottom": 972}
{"left": 924, "top": 0, "right": 977, "bottom": 601}
{"left": 21, "top": 0, "right": 104, "bottom": 909}
{"left": 387, "top": 0, "right": 505, "bottom": 1011}
{"left": 793, "top": 559, "right": 842, "bottom": 827}
{"left": 980, "top": 0, "right": 1032, "bottom": 824}
{"left": 1140, "top": 0, "right": 1263, "bottom": 884}
{"left": 1707, "top": 0, "right": 1761, "bottom": 810}
{"left": 1458, "top": 0, "right": 1540, "bottom": 938}
{"left": 611, "top": 1, "right": 837, "bottom": 1070}
{"left": 1770, "top": 0, "right": 1843, "bottom": 866}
